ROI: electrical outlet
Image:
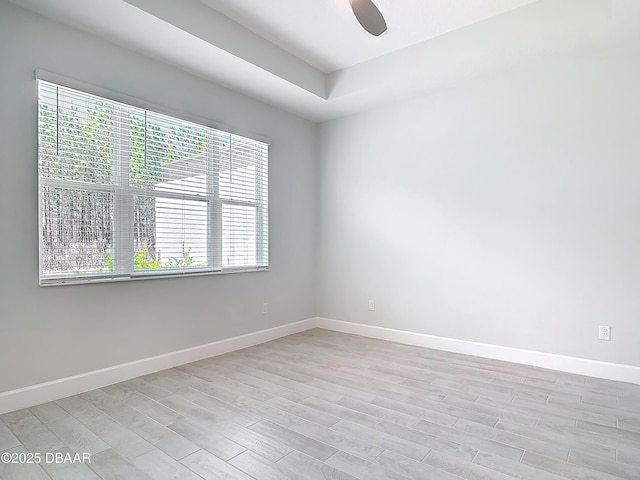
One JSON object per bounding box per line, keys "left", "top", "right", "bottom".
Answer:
{"left": 368, "top": 300, "right": 375, "bottom": 311}
{"left": 598, "top": 325, "right": 611, "bottom": 341}
{"left": 262, "top": 303, "right": 268, "bottom": 315}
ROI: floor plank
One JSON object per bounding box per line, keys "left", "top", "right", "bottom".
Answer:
{"left": 3, "top": 329, "right": 638, "bottom": 479}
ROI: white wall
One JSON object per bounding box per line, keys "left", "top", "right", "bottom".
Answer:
{"left": 317, "top": 44, "right": 640, "bottom": 367}
{"left": 0, "top": 1, "right": 316, "bottom": 393}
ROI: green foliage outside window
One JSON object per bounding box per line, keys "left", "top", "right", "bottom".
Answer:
{"left": 39, "top": 92, "right": 207, "bottom": 274}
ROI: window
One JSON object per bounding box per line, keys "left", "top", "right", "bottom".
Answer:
{"left": 38, "top": 80, "right": 268, "bottom": 285}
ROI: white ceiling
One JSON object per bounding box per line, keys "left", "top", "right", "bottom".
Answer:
{"left": 9, "top": 0, "right": 640, "bottom": 122}
{"left": 197, "top": 0, "right": 538, "bottom": 73}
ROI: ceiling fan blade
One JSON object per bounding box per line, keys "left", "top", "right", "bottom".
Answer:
{"left": 349, "top": 0, "right": 387, "bottom": 36}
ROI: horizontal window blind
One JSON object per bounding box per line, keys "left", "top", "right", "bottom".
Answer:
{"left": 38, "top": 80, "right": 268, "bottom": 285}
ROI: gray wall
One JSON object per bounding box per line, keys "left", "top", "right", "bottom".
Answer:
{"left": 317, "top": 45, "right": 640, "bottom": 366}
{"left": 0, "top": 1, "right": 316, "bottom": 392}
{"left": 2, "top": 0, "right": 640, "bottom": 396}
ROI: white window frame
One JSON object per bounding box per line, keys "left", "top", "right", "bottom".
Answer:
{"left": 37, "top": 71, "right": 269, "bottom": 286}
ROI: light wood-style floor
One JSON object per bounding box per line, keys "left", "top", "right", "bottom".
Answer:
{"left": 2, "top": 329, "right": 640, "bottom": 480}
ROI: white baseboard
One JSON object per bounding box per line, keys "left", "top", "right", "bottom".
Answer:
{"left": 4, "top": 316, "right": 639, "bottom": 415}
{"left": 316, "top": 318, "right": 640, "bottom": 385}
{"left": 0, "top": 318, "right": 316, "bottom": 415}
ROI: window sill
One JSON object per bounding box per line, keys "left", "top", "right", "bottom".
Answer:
{"left": 39, "top": 266, "right": 270, "bottom": 287}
